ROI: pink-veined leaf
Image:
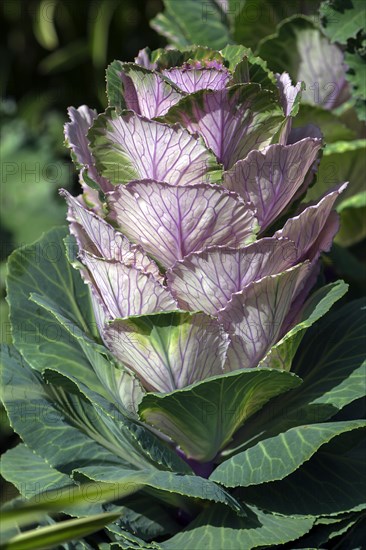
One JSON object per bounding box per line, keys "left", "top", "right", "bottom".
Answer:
{"left": 81, "top": 252, "right": 177, "bottom": 320}
{"left": 274, "top": 183, "right": 348, "bottom": 261}
{"left": 167, "top": 238, "right": 297, "bottom": 314}
{"left": 162, "top": 66, "right": 230, "bottom": 93}
{"left": 223, "top": 138, "right": 322, "bottom": 231}
{"left": 104, "top": 311, "right": 229, "bottom": 393}
{"left": 161, "top": 84, "right": 284, "bottom": 169}
{"left": 89, "top": 110, "right": 221, "bottom": 185}
{"left": 218, "top": 263, "right": 310, "bottom": 371}
{"left": 108, "top": 180, "right": 258, "bottom": 268}
{"left": 64, "top": 105, "right": 113, "bottom": 193}
{"left": 61, "top": 189, "right": 161, "bottom": 279}
{"left": 135, "top": 47, "right": 157, "bottom": 70}
{"left": 109, "top": 62, "right": 184, "bottom": 117}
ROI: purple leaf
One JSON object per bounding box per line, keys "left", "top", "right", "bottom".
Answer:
{"left": 64, "top": 105, "right": 96, "bottom": 168}
{"left": 274, "top": 183, "right": 348, "bottom": 261}
{"left": 218, "top": 263, "right": 310, "bottom": 371}
{"left": 64, "top": 105, "right": 113, "bottom": 193}
{"left": 286, "top": 125, "right": 323, "bottom": 200}
{"left": 108, "top": 180, "right": 258, "bottom": 268}
{"left": 135, "top": 48, "right": 157, "bottom": 70}
{"left": 89, "top": 110, "right": 221, "bottom": 185}
{"left": 223, "top": 138, "right": 322, "bottom": 232}
{"left": 104, "top": 311, "right": 229, "bottom": 393}
{"left": 287, "top": 124, "right": 323, "bottom": 144}
{"left": 275, "top": 72, "right": 304, "bottom": 144}
{"left": 62, "top": 189, "right": 161, "bottom": 279}
{"left": 275, "top": 72, "right": 303, "bottom": 117}
{"left": 118, "top": 64, "right": 184, "bottom": 118}
{"left": 280, "top": 260, "right": 321, "bottom": 336}
{"left": 162, "top": 67, "right": 230, "bottom": 93}
{"left": 81, "top": 252, "right": 177, "bottom": 320}
{"left": 167, "top": 238, "right": 297, "bottom": 315}
{"left": 161, "top": 84, "right": 284, "bottom": 169}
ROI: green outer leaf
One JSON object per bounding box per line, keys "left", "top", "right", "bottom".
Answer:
{"left": 211, "top": 420, "right": 365, "bottom": 487}
{"left": 28, "top": 293, "right": 101, "bottom": 350}
{"left": 105, "top": 495, "right": 180, "bottom": 541}
{"left": 29, "top": 288, "right": 143, "bottom": 417}
{"left": 320, "top": 0, "right": 366, "bottom": 44}
{"left": 161, "top": 503, "right": 314, "bottom": 550}
{"left": 106, "top": 60, "right": 128, "bottom": 112}
{"left": 241, "top": 430, "right": 366, "bottom": 516}
{"left": 42, "top": 364, "right": 192, "bottom": 475}
{"left": 5, "top": 227, "right": 108, "bottom": 397}
{"left": 260, "top": 280, "right": 348, "bottom": 370}
{"left": 100, "top": 531, "right": 161, "bottom": 549}
{"left": 139, "top": 368, "right": 302, "bottom": 462}
{"left": 0, "top": 478, "right": 135, "bottom": 532}
{"left": 152, "top": 0, "right": 233, "bottom": 51}
{"left": 1, "top": 443, "right": 76, "bottom": 500}
{"left": 293, "top": 513, "right": 362, "bottom": 549}
{"left": 0, "top": 344, "right": 141, "bottom": 475}
{"left": 222, "top": 299, "right": 366, "bottom": 456}
{"left": 330, "top": 515, "right": 366, "bottom": 548}
{"left": 0, "top": 345, "right": 242, "bottom": 513}
{"left": 75, "top": 467, "right": 242, "bottom": 516}
{"left": 2, "top": 511, "right": 121, "bottom": 550}
{"left": 293, "top": 298, "right": 366, "bottom": 395}
{"left": 344, "top": 50, "right": 366, "bottom": 121}
{"left": 220, "top": 45, "right": 277, "bottom": 91}
{"left": 28, "top": 293, "right": 193, "bottom": 474}
{"left": 0, "top": 444, "right": 108, "bottom": 532}
{"left": 41, "top": 366, "right": 183, "bottom": 473}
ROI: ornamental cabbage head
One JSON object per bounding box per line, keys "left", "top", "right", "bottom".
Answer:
{"left": 62, "top": 46, "right": 346, "bottom": 428}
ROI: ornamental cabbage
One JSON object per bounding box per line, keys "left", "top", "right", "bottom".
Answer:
{"left": 2, "top": 45, "right": 365, "bottom": 550}
{"left": 63, "top": 46, "right": 345, "bottom": 406}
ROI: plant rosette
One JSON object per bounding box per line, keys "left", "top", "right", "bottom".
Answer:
{"left": 2, "top": 45, "right": 365, "bottom": 550}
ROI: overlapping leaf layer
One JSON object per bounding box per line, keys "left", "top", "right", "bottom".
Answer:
{"left": 2, "top": 44, "right": 365, "bottom": 550}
